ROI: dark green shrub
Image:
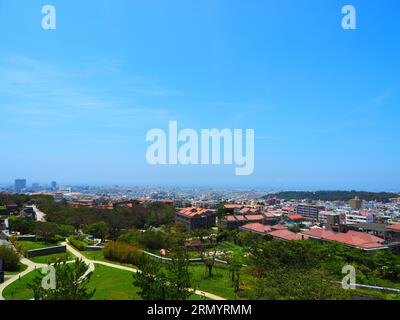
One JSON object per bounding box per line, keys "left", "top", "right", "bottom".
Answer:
{"left": 103, "top": 241, "right": 142, "bottom": 266}
{"left": 67, "top": 235, "right": 87, "bottom": 251}
{"left": 0, "top": 245, "right": 20, "bottom": 271}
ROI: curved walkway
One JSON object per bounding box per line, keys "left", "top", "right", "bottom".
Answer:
{"left": 62, "top": 242, "right": 95, "bottom": 279}
{"left": 90, "top": 260, "right": 225, "bottom": 300}
{"left": 0, "top": 242, "right": 226, "bottom": 301}
{"left": 64, "top": 243, "right": 225, "bottom": 300}
{"left": 0, "top": 258, "right": 47, "bottom": 300}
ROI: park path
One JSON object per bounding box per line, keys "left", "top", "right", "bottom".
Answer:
{"left": 0, "top": 242, "right": 226, "bottom": 301}
{"left": 90, "top": 261, "right": 226, "bottom": 300}
{"left": 0, "top": 258, "right": 47, "bottom": 301}
{"left": 62, "top": 242, "right": 95, "bottom": 279}
{"left": 28, "top": 205, "right": 46, "bottom": 222}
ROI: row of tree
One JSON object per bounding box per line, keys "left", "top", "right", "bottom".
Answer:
{"left": 267, "top": 190, "right": 399, "bottom": 202}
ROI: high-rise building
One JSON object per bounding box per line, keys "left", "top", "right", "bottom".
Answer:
{"left": 51, "top": 181, "right": 57, "bottom": 190}
{"left": 14, "top": 179, "right": 26, "bottom": 193}
{"left": 31, "top": 183, "right": 40, "bottom": 192}
{"left": 349, "top": 196, "right": 362, "bottom": 210}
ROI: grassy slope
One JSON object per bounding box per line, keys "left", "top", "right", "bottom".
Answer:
{"left": 3, "top": 262, "right": 215, "bottom": 300}
{"left": 29, "top": 252, "right": 73, "bottom": 264}
{"left": 18, "top": 241, "right": 59, "bottom": 251}
{"left": 3, "top": 270, "right": 41, "bottom": 300}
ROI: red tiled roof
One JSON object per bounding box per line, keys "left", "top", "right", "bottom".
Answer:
{"left": 235, "top": 215, "right": 247, "bottom": 221}
{"left": 246, "top": 215, "right": 265, "bottom": 221}
{"left": 387, "top": 224, "right": 400, "bottom": 231}
{"left": 359, "top": 211, "right": 373, "bottom": 216}
{"left": 224, "top": 204, "right": 243, "bottom": 209}
{"left": 287, "top": 214, "right": 304, "bottom": 220}
{"left": 223, "top": 215, "right": 264, "bottom": 222}
{"left": 263, "top": 212, "right": 277, "bottom": 218}
{"left": 178, "top": 207, "right": 209, "bottom": 217}
{"left": 281, "top": 206, "right": 294, "bottom": 212}
{"left": 271, "top": 225, "right": 288, "bottom": 231}
{"left": 225, "top": 215, "right": 237, "bottom": 222}
{"left": 241, "top": 223, "right": 272, "bottom": 234}
{"left": 269, "top": 230, "right": 303, "bottom": 241}
{"left": 302, "top": 229, "right": 385, "bottom": 250}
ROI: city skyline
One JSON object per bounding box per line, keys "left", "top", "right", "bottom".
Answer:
{"left": 1, "top": 0, "right": 400, "bottom": 190}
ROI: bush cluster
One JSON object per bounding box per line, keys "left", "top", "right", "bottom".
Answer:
{"left": 67, "top": 235, "right": 87, "bottom": 251}
{"left": 0, "top": 245, "right": 20, "bottom": 271}
{"left": 103, "top": 241, "right": 142, "bottom": 266}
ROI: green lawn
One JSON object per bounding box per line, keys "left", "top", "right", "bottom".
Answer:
{"left": 29, "top": 252, "right": 73, "bottom": 264}
{"left": 88, "top": 264, "right": 142, "bottom": 300}
{"left": 3, "top": 269, "right": 42, "bottom": 300}
{"left": 190, "top": 263, "right": 251, "bottom": 300}
{"left": 2, "top": 264, "right": 140, "bottom": 301}
{"left": 81, "top": 250, "right": 104, "bottom": 261}
{"left": 88, "top": 264, "right": 205, "bottom": 300}
{"left": 3, "top": 262, "right": 210, "bottom": 300}
{"left": 18, "top": 241, "right": 59, "bottom": 251}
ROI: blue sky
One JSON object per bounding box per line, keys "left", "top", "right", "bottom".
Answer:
{"left": 0, "top": 0, "right": 399, "bottom": 190}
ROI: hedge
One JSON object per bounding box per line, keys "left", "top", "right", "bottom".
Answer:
{"left": 0, "top": 245, "right": 20, "bottom": 271}
{"left": 103, "top": 241, "right": 142, "bottom": 266}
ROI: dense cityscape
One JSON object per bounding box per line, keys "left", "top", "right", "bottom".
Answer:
{"left": 1, "top": 0, "right": 400, "bottom": 316}
{"left": 1, "top": 178, "right": 400, "bottom": 303}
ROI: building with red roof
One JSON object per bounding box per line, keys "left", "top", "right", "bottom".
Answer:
{"left": 175, "top": 207, "right": 216, "bottom": 232}
{"left": 269, "top": 229, "right": 305, "bottom": 241}
{"left": 239, "top": 223, "right": 302, "bottom": 241}
{"left": 287, "top": 214, "right": 305, "bottom": 221}
{"left": 386, "top": 224, "right": 400, "bottom": 231}
{"left": 240, "top": 223, "right": 272, "bottom": 235}
{"left": 301, "top": 228, "right": 387, "bottom": 251}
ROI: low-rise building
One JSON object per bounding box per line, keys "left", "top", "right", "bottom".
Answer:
{"left": 239, "top": 223, "right": 301, "bottom": 241}
{"left": 295, "top": 204, "right": 324, "bottom": 221}
{"left": 221, "top": 214, "right": 271, "bottom": 228}
{"left": 345, "top": 211, "right": 374, "bottom": 225}
{"left": 175, "top": 207, "right": 216, "bottom": 232}
{"left": 301, "top": 228, "right": 387, "bottom": 252}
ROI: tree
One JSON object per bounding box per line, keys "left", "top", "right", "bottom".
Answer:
{"left": 198, "top": 234, "right": 218, "bottom": 278}
{"left": 249, "top": 268, "right": 351, "bottom": 300}
{"left": 133, "top": 255, "right": 169, "bottom": 300}
{"left": 35, "top": 222, "right": 59, "bottom": 243}
{"left": 85, "top": 221, "right": 109, "bottom": 242}
{"left": 226, "top": 251, "right": 242, "bottom": 299}
{"left": 166, "top": 249, "right": 192, "bottom": 300}
{"left": 28, "top": 258, "right": 95, "bottom": 300}
{"left": 133, "top": 249, "right": 192, "bottom": 300}
{"left": 0, "top": 244, "right": 20, "bottom": 271}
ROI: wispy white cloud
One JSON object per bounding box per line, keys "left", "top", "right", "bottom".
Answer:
{"left": 0, "top": 54, "right": 178, "bottom": 130}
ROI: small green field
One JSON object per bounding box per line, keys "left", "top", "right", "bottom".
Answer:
{"left": 18, "top": 241, "right": 59, "bottom": 251}
{"left": 190, "top": 263, "right": 250, "bottom": 300}
{"left": 81, "top": 250, "right": 104, "bottom": 261}
{"left": 3, "top": 269, "right": 41, "bottom": 300}
{"left": 29, "top": 252, "right": 73, "bottom": 264}
{"left": 3, "top": 263, "right": 213, "bottom": 300}
{"left": 88, "top": 264, "right": 142, "bottom": 300}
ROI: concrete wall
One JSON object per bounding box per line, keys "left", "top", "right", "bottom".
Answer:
{"left": 16, "top": 235, "right": 36, "bottom": 241}
{"left": 26, "top": 245, "right": 66, "bottom": 258}
{"left": 85, "top": 245, "right": 103, "bottom": 251}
